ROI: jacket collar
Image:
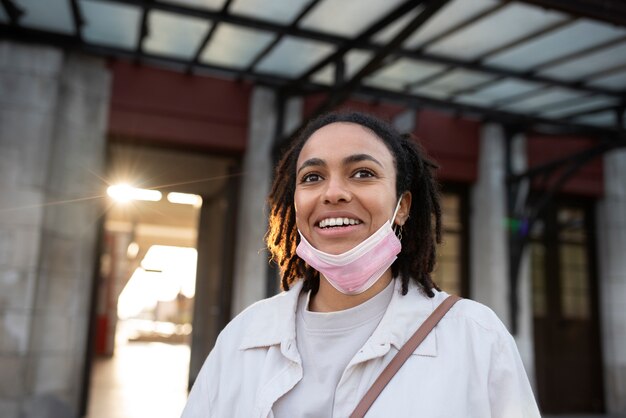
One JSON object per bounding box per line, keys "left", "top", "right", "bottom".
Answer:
{"left": 239, "top": 280, "right": 303, "bottom": 351}
{"left": 239, "top": 278, "right": 445, "bottom": 358}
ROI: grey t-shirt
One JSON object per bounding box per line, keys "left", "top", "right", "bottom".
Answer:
{"left": 272, "top": 280, "right": 395, "bottom": 417}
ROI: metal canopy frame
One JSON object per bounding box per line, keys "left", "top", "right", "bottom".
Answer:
{"left": 1, "top": 0, "right": 625, "bottom": 124}
{"left": 2, "top": 0, "right": 626, "bottom": 332}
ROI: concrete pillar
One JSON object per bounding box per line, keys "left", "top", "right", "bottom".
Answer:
{"left": 470, "top": 124, "right": 510, "bottom": 323}
{"left": 231, "top": 88, "right": 301, "bottom": 316}
{"left": 597, "top": 148, "right": 626, "bottom": 415}
{"left": 470, "top": 125, "right": 535, "bottom": 386}
{"left": 0, "top": 42, "right": 110, "bottom": 418}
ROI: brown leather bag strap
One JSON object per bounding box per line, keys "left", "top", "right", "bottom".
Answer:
{"left": 350, "top": 295, "right": 462, "bottom": 418}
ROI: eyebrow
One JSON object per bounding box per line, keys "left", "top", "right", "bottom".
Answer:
{"left": 296, "top": 154, "right": 383, "bottom": 175}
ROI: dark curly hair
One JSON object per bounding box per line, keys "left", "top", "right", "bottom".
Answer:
{"left": 266, "top": 111, "right": 442, "bottom": 297}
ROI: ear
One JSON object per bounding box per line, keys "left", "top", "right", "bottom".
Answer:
{"left": 395, "top": 192, "right": 412, "bottom": 226}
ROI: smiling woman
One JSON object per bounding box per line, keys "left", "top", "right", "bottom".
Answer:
{"left": 181, "top": 111, "right": 541, "bottom": 418}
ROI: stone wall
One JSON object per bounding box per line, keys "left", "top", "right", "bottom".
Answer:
{"left": 0, "top": 41, "right": 110, "bottom": 418}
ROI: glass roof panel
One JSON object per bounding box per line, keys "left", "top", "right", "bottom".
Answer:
{"left": 299, "top": 0, "right": 406, "bottom": 37}
{"left": 230, "top": 0, "right": 311, "bottom": 25}
{"left": 427, "top": 3, "right": 566, "bottom": 60}
{"left": 162, "top": 0, "right": 228, "bottom": 10}
{"left": 588, "top": 70, "right": 626, "bottom": 90}
{"left": 487, "top": 19, "right": 626, "bottom": 71}
{"left": 458, "top": 78, "right": 543, "bottom": 104}
{"left": 373, "top": 7, "right": 422, "bottom": 44}
{"left": 200, "top": 23, "right": 275, "bottom": 69}
{"left": 424, "top": 69, "right": 493, "bottom": 93}
{"left": 80, "top": 0, "right": 142, "bottom": 49}
{"left": 256, "top": 36, "right": 335, "bottom": 77}
{"left": 14, "top": 0, "right": 74, "bottom": 34}
{"left": 365, "top": 59, "right": 447, "bottom": 90}
{"left": 540, "top": 42, "right": 626, "bottom": 81}
{"left": 500, "top": 87, "right": 586, "bottom": 112}
{"left": 411, "top": 85, "right": 451, "bottom": 100}
{"left": 143, "top": 11, "right": 211, "bottom": 59}
{"left": 540, "top": 96, "right": 618, "bottom": 118}
{"left": 403, "top": 0, "right": 498, "bottom": 49}
{"left": 574, "top": 112, "right": 618, "bottom": 127}
{"left": 312, "top": 50, "right": 373, "bottom": 85}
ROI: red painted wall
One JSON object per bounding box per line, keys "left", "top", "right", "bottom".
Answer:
{"left": 108, "top": 61, "right": 252, "bottom": 154}
{"left": 527, "top": 135, "right": 604, "bottom": 197}
{"left": 415, "top": 110, "right": 480, "bottom": 183}
{"left": 303, "top": 98, "right": 480, "bottom": 183}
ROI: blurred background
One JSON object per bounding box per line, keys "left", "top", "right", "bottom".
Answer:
{"left": 0, "top": 0, "right": 625, "bottom": 417}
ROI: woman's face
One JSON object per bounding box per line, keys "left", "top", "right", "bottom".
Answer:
{"left": 294, "top": 122, "right": 402, "bottom": 255}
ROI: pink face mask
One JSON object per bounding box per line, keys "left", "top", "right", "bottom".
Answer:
{"left": 296, "top": 198, "right": 403, "bottom": 295}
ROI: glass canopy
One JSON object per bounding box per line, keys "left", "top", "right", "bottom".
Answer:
{"left": 1, "top": 0, "right": 624, "bottom": 131}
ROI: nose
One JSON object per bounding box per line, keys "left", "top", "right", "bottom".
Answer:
{"left": 322, "top": 176, "right": 351, "bottom": 204}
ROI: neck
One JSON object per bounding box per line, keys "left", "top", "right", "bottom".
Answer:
{"left": 308, "top": 270, "right": 393, "bottom": 313}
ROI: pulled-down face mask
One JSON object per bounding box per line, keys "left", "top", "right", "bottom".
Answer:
{"left": 296, "top": 197, "right": 403, "bottom": 295}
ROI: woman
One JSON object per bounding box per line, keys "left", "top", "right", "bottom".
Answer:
{"left": 182, "top": 112, "right": 540, "bottom": 417}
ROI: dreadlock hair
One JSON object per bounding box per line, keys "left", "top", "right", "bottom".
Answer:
{"left": 266, "top": 111, "right": 442, "bottom": 297}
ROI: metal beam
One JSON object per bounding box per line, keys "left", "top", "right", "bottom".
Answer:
{"left": 505, "top": 133, "right": 626, "bottom": 333}
{"left": 135, "top": 0, "right": 151, "bottom": 59}
{"left": 287, "top": 0, "right": 428, "bottom": 90}
{"left": 560, "top": 103, "right": 623, "bottom": 121}
{"left": 274, "top": 0, "right": 451, "bottom": 155}
{"left": 239, "top": 0, "right": 323, "bottom": 79}
{"left": 1, "top": 21, "right": 622, "bottom": 139}
{"left": 514, "top": 0, "right": 626, "bottom": 27}
{"left": 69, "top": 0, "right": 85, "bottom": 40}
{"left": 186, "top": 0, "right": 234, "bottom": 74}
{"left": 1, "top": 0, "right": 23, "bottom": 25}
{"left": 531, "top": 34, "right": 626, "bottom": 73}
{"left": 472, "top": 17, "right": 576, "bottom": 63}
{"left": 93, "top": 0, "right": 624, "bottom": 98}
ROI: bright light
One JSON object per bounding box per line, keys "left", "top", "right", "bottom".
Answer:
{"left": 107, "top": 184, "right": 162, "bottom": 203}
{"left": 117, "top": 245, "right": 198, "bottom": 320}
{"left": 167, "top": 192, "right": 202, "bottom": 208}
{"left": 127, "top": 242, "right": 140, "bottom": 259}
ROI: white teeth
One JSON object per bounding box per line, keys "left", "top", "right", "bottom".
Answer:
{"left": 318, "top": 217, "right": 362, "bottom": 228}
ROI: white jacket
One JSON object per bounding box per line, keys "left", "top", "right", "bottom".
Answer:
{"left": 182, "top": 279, "right": 541, "bottom": 418}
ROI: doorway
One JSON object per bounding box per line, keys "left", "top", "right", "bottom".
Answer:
{"left": 84, "top": 143, "right": 237, "bottom": 418}
{"left": 530, "top": 198, "right": 604, "bottom": 413}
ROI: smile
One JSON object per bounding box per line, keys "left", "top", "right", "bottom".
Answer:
{"left": 318, "top": 217, "right": 362, "bottom": 228}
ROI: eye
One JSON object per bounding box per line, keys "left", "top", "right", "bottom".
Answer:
{"left": 352, "top": 168, "right": 376, "bottom": 179}
{"left": 301, "top": 172, "right": 323, "bottom": 183}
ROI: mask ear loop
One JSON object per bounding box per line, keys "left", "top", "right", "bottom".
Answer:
{"left": 391, "top": 193, "right": 405, "bottom": 236}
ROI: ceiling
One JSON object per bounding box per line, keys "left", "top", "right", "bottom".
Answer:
{"left": 1, "top": 0, "right": 625, "bottom": 136}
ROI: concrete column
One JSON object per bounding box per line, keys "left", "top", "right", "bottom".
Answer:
{"left": 597, "top": 148, "right": 626, "bottom": 415}
{"left": 470, "top": 124, "right": 536, "bottom": 386}
{"left": 470, "top": 124, "right": 510, "bottom": 323}
{"left": 0, "top": 41, "right": 63, "bottom": 418}
{"left": 0, "top": 42, "right": 110, "bottom": 418}
{"left": 231, "top": 88, "right": 301, "bottom": 316}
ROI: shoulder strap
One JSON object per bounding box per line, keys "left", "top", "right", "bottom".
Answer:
{"left": 350, "top": 295, "right": 462, "bottom": 418}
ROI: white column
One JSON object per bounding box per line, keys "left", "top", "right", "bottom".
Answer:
{"left": 470, "top": 124, "right": 536, "bottom": 387}
{"left": 232, "top": 88, "right": 301, "bottom": 316}
{"left": 0, "top": 42, "right": 110, "bottom": 418}
{"left": 470, "top": 124, "right": 510, "bottom": 323}
{"left": 597, "top": 148, "right": 626, "bottom": 415}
